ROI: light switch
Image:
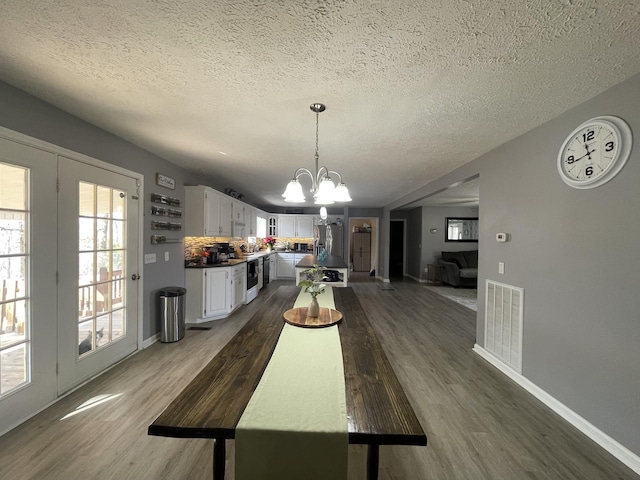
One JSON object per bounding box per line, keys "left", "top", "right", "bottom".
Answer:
{"left": 144, "top": 253, "right": 156, "bottom": 264}
{"left": 165, "top": 251, "right": 169, "bottom": 261}
{"left": 498, "top": 262, "right": 505, "bottom": 274}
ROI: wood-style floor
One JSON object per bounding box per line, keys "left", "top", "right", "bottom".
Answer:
{"left": 0, "top": 277, "right": 636, "bottom": 479}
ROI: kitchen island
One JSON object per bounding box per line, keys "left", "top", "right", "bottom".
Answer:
{"left": 295, "top": 254, "right": 348, "bottom": 287}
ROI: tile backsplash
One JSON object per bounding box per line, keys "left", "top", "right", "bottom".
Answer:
{"left": 184, "top": 236, "right": 313, "bottom": 260}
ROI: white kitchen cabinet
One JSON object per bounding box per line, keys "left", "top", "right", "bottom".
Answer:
{"left": 277, "top": 215, "right": 315, "bottom": 238}
{"left": 267, "top": 216, "right": 277, "bottom": 237}
{"left": 186, "top": 268, "right": 229, "bottom": 322}
{"left": 296, "top": 215, "right": 314, "bottom": 237}
{"left": 276, "top": 253, "right": 296, "bottom": 278}
{"left": 269, "top": 254, "right": 277, "bottom": 280}
{"left": 246, "top": 207, "right": 257, "bottom": 236}
{"left": 232, "top": 200, "right": 245, "bottom": 224}
{"left": 278, "top": 215, "right": 296, "bottom": 237}
{"left": 185, "top": 264, "right": 245, "bottom": 323}
{"left": 256, "top": 213, "right": 267, "bottom": 238}
{"left": 205, "top": 269, "right": 229, "bottom": 317}
{"left": 219, "top": 195, "right": 233, "bottom": 236}
{"left": 185, "top": 186, "right": 221, "bottom": 236}
{"left": 185, "top": 186, "right": 233, "bottom": 237}
{"left": 229, "top": 263, "right": 246, "bottom": 310}
{"left": 275, "top": 253, "right": 308, "bottom": 278}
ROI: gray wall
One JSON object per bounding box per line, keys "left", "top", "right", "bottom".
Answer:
{"left": 421, "top": 206, "right": 479, "bottom": 272}
{"left": 387, "top": 73, "right": 640, "bottom": 456}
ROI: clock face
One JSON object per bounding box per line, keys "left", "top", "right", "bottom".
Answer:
{"left": 557, "top": 116, "right": 632, "bottom": 189}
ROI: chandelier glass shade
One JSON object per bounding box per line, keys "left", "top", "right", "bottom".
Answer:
{"left": 282, "top": 103, "right": 352, "bottom": 205}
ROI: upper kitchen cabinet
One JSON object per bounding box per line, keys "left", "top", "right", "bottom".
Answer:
{"left": 219, "top": 194, "right": 232, "bottom": 236}
{"left": 185, "top": 186, "right": 221, "bottom": 236}
{"left": 296, "top": 215, "right": 314, "bottom": 237}
{"left": 278, "top": 215, "right": 314, "bottom": 237}
{"left": 185, "top": 186, "right": 232, "bottom": 237}
{"left": 256, "top": 211, "right": 267, "bottom": 238}
{"left": 246, "top": 207, "right": 257, "bottom": 236}
{"left": 267, "top": 215, "right": 277, "bottom": 237}
{"left": 278, "top": 215, "right": 296, "bottom": 237}
{"left": 232, "top": 200, "right": 245, "bottom": 224}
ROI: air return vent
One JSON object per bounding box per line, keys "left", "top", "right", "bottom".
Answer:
{"left": 485, "top": 280, "right": 524, "bottom": 374}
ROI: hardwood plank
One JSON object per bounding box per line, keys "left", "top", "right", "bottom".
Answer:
{"left": 334, "top": 287, "right": 426, "bottom": 446}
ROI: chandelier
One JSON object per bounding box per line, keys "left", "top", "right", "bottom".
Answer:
{"left": 282, "top": 103, "right": 352, "bottom": 205}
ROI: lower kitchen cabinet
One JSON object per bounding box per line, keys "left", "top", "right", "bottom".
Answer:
{"left": 186, "top": 263, "right": 246, "bottom": 323}
{"left": 229, "top": 263, "right": 246, "bottom": 311}
{"left": 276, "top": 253, "right": 309, "bottom": 278}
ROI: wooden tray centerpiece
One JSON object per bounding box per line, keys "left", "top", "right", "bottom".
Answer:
{"left": 283, "top": 307, "right": 343, "bottom": 328}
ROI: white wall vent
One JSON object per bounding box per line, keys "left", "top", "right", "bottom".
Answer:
{"left": 485, "top": 280, "right": 524, "bottom": 374}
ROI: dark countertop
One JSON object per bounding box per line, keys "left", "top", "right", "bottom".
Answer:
{"left": 295, "top": 254, "right": 348, "bottom": 269}
{"left": 185, "top": 259, "right": 247, "bottom": 268}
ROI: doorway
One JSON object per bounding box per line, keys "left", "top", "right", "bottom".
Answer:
{"left": 389, "top": 220, "right": 405, "bottom": 278}
{"left": 347, "top": 217, "right": 379, "bottom": 277}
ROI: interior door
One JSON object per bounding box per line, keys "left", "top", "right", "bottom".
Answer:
{"left": 0, "top": 139, "right": 58, "bottom": 435}
{"left": 57, "top": 157, "right": 140, "bottom": 395}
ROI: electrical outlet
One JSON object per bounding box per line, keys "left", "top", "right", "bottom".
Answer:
{"left": 165, "top": 251, "right": 169, "bottom": 261}
{"left": 498, "top": 262, "right": 505, "bottom": 274}
{"left": 144, "top": 253, "right": 156, "bottom": 264}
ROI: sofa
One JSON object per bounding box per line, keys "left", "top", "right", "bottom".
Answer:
{"left": 436, "top": 250, "right": 478, "bottom": 287}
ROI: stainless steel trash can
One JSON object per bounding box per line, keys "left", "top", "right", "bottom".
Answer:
{"left": 159, "top": 287, "right": 186, "bottom": 343}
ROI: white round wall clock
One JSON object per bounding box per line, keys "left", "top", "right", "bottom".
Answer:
{"left": 557, "top": 115, "right": 633, "bottom": 189}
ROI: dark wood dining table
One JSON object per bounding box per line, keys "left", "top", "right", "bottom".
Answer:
{"left": 148, "top": 286, "right": 426, "bottom": 479}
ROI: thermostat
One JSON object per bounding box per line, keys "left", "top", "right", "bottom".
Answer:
{"left": 496, "top": 233, "right": 509, "bottom": 242}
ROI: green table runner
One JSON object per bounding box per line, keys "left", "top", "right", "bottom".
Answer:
{"left": 235, "top": 287, "right": 348, "bottom": 479}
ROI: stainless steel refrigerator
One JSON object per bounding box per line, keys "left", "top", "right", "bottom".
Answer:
{"left": 315, "top": 224, "right": 343, "bottom": 258}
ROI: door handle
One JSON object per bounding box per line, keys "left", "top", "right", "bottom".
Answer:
{"left": 131, "top": 274, "right": 141, "bottom": 280}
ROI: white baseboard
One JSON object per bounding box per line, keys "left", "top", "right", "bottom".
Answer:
{"left": 142, "top": 333, "right": 160, "bottom": 349}
{"left": 473, "top": 344, "right": 640, "bottom": 475}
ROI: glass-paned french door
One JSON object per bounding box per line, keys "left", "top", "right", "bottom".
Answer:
{"left": 57, "top": 157, "right": 139, "bottom": 395}
{"left": 0, "top": 163, "right": 29, "bottom": 396}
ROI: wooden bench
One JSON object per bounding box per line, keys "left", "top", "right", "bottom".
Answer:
{"left": 148, "top": 286, "right": 426, "bottom": 479}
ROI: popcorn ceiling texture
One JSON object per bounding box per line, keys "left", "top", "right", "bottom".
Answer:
{"left": 0, "top": 1, "right": 639, "bottom": 207}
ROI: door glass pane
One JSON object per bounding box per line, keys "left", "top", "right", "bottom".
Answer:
{"left": 79, "top": 218, "right": 95, "bottom": 251}
{"left": 0, "top": 212, "right": 26, "bottom": 255}
{"left": 79, "top": 182, "right": 94, "bottom": 216}
{"left": 96, "top": 219, "right": 110, "bottom": 250}
{"left": 0, "top": 163, "right": 30, "bottom": 396}
{"left": 1, "top": 343, "right": 27, "bottom": 395}
{"left": 77, "top": 181, "right": 127, "bottom": 358}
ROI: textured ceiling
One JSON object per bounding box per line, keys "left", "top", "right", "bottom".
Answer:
{"left": 1, "top": 1, "right": 640, "bottom": 208}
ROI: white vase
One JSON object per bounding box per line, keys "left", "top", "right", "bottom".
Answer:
{"left": 308, "top": 296, "right": 320, "bottom": 317}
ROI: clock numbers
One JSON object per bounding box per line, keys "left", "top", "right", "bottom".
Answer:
{"left": 585, "top": 166, "right": 594, "bottom": 176}
{"left": 567, "top": 155, "right": 575, "bottom": 164}
{"left": 605, "top": 141, "right": 614, "bottom": 152}
{"left": 582, "top": 130, "right": 595, "bottom": 142}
